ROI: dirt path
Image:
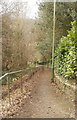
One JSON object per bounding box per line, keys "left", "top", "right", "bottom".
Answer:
{"left": 12, "top": 67, "right": 75, "bottom": 118}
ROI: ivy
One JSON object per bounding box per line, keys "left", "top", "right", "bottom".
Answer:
{"left": 55, "top": 21, "right": 77, "bottom": 79}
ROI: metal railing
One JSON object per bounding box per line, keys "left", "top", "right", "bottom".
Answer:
{"left": 0, "top": 67, "right": 35, "bottom": 105}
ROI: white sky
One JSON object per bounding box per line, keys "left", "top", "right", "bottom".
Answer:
{"left": 26, "top": 0, "right": 39, "bottom": 19}
{"left": 1, "top": 0, "right": 40, "bottom": 19}
{"left": 14, "top": 0, "right": 40, "bottom": 19}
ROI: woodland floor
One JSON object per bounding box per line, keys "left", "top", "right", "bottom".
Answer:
{"left": 1, "top": 67, "right": 75, "bottom": 118}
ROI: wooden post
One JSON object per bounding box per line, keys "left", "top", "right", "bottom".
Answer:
{"left": 7, "top": 76, "right": 11, "bottom": 105}
{"left": 20, "top": 74, "right": 23, "bottom": 93}
{"left": 51, "top": 0, "right": 56, "bottom": 82}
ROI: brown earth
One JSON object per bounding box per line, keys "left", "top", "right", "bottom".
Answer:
{"left": 2, "top": 67, "right": 75, "bottom": 118}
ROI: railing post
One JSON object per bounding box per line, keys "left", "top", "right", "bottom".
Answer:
{"left": 20, "top": 74, "right": 23, "bottom": 93}
{"left": 7, "top": 76, "right": 11, "bottom": 105}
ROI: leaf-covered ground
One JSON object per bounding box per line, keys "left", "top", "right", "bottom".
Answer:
{"left": 1, "top": 67, "right": 75, "bottom": 118}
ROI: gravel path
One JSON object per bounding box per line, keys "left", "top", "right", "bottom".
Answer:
{"left": 13, "top": 67, "right": 75, "bottom": 118}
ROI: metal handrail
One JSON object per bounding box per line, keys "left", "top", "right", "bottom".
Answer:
{"left": 1, "top": 67, "right": 35, "bottom": 105}
{"left": 0, "top": 68, "right": 31, "bottom": 80}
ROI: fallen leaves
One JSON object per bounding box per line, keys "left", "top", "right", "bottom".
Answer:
{"left": 1, "top": 69, "right": 40, "bottom": 118}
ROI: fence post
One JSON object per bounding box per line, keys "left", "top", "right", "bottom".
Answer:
{"left": 20, "top": 74, "right": 23, "bottom": 93}
{"left": 7, "top": 76, "right": 11, "bottom": 105}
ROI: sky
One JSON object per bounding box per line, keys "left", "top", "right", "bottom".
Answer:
{"left": 13, "top": 0, "right": 40, "bottom": 19}
{"left": 26, "top": 0, "right": 39, "bottom": 19}
{"left": 1, "top": 0, "right": 76, "bottom": 19}
{"left": 1, "top": 0, "right": 40, "bottom": 19}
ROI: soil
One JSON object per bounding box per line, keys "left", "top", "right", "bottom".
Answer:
{"left": 1, "top": 67, "right": 75, "bottom": 118}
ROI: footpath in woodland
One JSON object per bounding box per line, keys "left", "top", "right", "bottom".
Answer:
{"left": 2, "top": 67, "right": 75, "bottom": 118}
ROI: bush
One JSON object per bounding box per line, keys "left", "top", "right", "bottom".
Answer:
{"left": 55, "top": 21, "right": 77, "bottom": 79}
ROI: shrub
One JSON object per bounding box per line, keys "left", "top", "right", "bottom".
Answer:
{"left": 55, "top": 21, "right": 77, "bottom": 79}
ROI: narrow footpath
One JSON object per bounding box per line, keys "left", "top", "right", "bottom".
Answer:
{"left": 12, "top": 67, "right": 75, "bottom": 118}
